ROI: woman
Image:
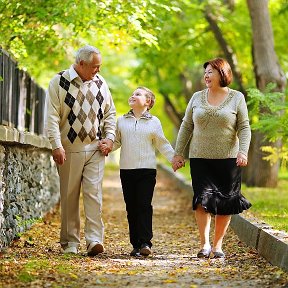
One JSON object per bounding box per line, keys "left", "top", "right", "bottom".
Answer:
{"left": 172, "top": 58, "right": 251, "bottom": 259}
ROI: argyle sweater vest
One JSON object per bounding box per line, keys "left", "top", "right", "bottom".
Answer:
{"left": 58, "top": 70, "right": 104, "bottom": 143}
{"left": 46, "top": 68, "right": 116, "bottom": 152}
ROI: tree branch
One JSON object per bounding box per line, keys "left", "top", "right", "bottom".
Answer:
{"left": 204, "top": 6, "right": 246, "bottom": 97}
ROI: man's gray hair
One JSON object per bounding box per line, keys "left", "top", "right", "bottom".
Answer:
{"left": 75, "top": 45, "right": 100, "bottom": 64}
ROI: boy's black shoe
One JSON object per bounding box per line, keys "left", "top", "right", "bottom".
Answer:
{"left": 130, "top": 248, "right": 140, "bottom": 256}
{"left": 140, "top": 244, "right": 152, "bottom": 256}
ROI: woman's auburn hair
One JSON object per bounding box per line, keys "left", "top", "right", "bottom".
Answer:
{"left": 203, "top": 58, "right": 233, "bottom": 87}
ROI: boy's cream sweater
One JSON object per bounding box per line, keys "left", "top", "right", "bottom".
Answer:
{"left": 113, "top": 110, "right": 174, "bottom": 169}
{"left": 175, "top": 88, "right": 251, "bottom": 159}
{"left": 46, "top": 66, "right": 116, "bottom": 152}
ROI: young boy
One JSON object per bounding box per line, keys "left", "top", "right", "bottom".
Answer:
{"left": 100, "top": 86, "right": 174, "bottom": 257}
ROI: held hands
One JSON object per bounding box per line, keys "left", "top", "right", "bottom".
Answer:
{"left": 99, "top": 139, "right": 113, "bottom": 156}
{"left": 52, "top": 147, "right": 66, "bottom": 165}
{"left": 236, "top": 152, "right": 248, "bottom": 167}
{"left": 172, "top": 155, "right": 185, "bottom": 172}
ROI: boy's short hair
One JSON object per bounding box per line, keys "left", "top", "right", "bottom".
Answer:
{"left": 137, "top": 86, "right": 155, "bottom": 110}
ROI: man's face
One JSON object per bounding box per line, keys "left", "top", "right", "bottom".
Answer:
{"left": 80, "top": 53, "right": 102, "bottom": 81}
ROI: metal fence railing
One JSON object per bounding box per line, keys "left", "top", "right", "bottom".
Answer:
{"left": 0, "top": 48, "right": 46, "bottom": 136}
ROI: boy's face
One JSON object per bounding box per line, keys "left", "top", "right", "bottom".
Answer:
{"left": 128, "top": 89, "right": 150, "bottom": 109}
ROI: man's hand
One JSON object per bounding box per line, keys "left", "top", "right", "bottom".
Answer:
{"left": 99, "top": 139, "right": 113, "bottom": 156}
{"left": 172, "top": 155, "right": 185, "bottom": 172}
{"left": 52, "top": 147, "right": 66, "bottom": 165}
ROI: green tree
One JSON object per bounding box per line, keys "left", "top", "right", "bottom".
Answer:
{"left": 0, "top": 0, "right": 160, "bottom": 85}
{"left": 1, "top": 0, "right": 288, "bottom": 186}
{"left": 248, "top": 84, "right": 288, "bottom": 167}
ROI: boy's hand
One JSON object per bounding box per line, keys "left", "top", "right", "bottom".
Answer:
{"left": 172, "top": 155, "right": 185, "bottom": 172}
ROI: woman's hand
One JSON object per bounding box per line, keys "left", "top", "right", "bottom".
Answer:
{"left": 236, "top": 152, "right": 248, "bottom": 167}
{"left": 172, "top": 155, "right": 185, "bottom": 171}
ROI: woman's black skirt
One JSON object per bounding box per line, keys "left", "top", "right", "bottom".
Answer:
{"left": 190, "top": 158, "right": 251, "bottom": 215}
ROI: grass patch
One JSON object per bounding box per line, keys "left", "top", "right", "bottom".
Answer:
{"left": 242, "top": 170, "right": 288, "bottom": 232}
{"left": 55, "top": 261, "right": 74, "bottom": 274}
{"left": 17, "top": 257, "right": 78, "bottom": 284}
{"left": 18, "top": 259, "right": 50, "bottom": 283}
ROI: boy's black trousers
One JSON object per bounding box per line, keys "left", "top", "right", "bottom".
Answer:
{"left": 120, "top": 169, "right": 156, "bottom": 249}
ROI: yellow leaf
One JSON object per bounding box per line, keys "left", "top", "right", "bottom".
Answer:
{"left": 163, "top": 279, "right": 177, "bottom": 283}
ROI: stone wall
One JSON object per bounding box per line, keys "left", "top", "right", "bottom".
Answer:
{"left": 0, "top": 126, "right": 59, "bottom": 250}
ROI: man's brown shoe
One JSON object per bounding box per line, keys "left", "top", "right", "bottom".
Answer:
{"left": 87, "top": 242, "right": 104, "bottom": 256}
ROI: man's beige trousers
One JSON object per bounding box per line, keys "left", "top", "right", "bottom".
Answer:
{"left": 58, "top": 150, "right": 105, "bottom": 249}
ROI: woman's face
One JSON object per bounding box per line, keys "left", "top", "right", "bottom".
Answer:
{"left": 204, "top": 64, "right": 221, "bottom": 88}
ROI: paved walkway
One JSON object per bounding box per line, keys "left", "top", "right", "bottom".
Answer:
{"left": 1, "top": 166, "right": 288, "bottom": 287}
{"left": 102, "top": 167, "right": 288, "bottom": 287}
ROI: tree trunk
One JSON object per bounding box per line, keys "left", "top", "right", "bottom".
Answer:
{"left": 155, "top": 69, "right": 184, "bottom": 128}
{"left": 162, "top": 94, "right": 182, "bottom": 128}
{"left": 243, "top": 132, "right": 281, "bottom": 187}
{"left": 245, "top": 0, "right": 286, "bottom": 187}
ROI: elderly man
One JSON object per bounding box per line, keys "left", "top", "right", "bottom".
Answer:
{"left": 46, "top": 45, "right": 116, "bottom": 255}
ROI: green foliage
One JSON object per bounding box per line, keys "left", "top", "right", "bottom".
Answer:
{"left": 0, "top": 0, "right": 163, "bottom": 86}
{"left": 15, "top": 215, "right": 40, "bottom": 237}
{"left": 130, "top": 0, "right": 256, "bottom": 124}
{"left": 260, "top": 146, "right": 288, "bottom": 168}
{"left": 270, "top": 0, "right": 288, "bottom": 69}
{"left": 247, "top": 84, "right": 288, "bottom": 165}
{"left": 248, "top": 83, "right": 286, "bottom": 114}
{"left": 1, "top": 0, "right": 287, "bottom": 110}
